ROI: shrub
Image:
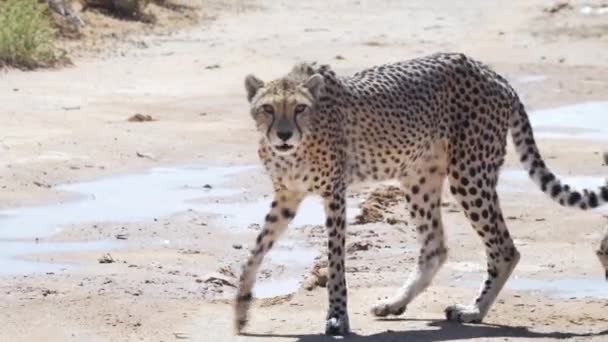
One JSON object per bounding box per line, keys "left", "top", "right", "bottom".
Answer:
{"left": 0, "top": 0, "right": 60, "bottom": 69}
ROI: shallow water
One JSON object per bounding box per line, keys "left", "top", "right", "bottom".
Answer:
{"left": 0, "top": 165, "right": 253, "bottom": 239}
{"left": 254, "top": 240, "right": 319, "bottom": 298}
{"left": 204, "top": 195, "right": 361, "bottom": 229}
{"left": 507, "top": 276, "right": 608, "bottom": 299}
{"left": 0, "top": 164, "right": 341, "bottom": 297}
{"left": 513, "top": 75, "right": 547, "bottom": 84}
{"left": 0, "top": 165, "right": 254, "bottom": 275}
{"left": 454, "top": 274, "right": 608, "bottom": 299}
{"left": 0, "top": 240, "right": 121, "bottom": 275}
{"left": 498, "top": 169, "right": 607, "bottom": 214}
{"left": 499, "top": 169, "right": 606, "bottom": 193}
{"left": 530, "top": 101, "right": 608, "bottom": 141}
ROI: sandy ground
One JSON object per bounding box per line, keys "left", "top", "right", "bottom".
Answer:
{"left": 1, "top": 0, "right": 608, "bottom": 341}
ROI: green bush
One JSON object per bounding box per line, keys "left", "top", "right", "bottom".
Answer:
{"left": 0, "top": 0, "right": 59, "bottom": 69}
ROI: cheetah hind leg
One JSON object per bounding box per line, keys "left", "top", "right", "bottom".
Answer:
{"left": 444, "top": 167, "right": 520, "bottom": 323}
{"left": 371, "top": 168, "right": 448, "bottom": 318}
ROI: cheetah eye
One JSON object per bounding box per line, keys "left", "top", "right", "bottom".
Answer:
{"left": 294, "top": 104, "right": 308, "bottom": 114}
{"left": 261, "top": 104, "right": 275, "bottom": 115}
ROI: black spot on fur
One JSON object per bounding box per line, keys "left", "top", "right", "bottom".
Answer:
{"left": 550, "top": 184, "right": 562, "bottom": 198}
{"left": 567, "top": 192, "right": 582, "bottom": 206}
{"left": 601, "top": 186, "right": 608, "bottom": 202}
{"left": 281, "top": 208, "right": 294, "bottom": 219}
{"left": 589, "top": 192, "right": 599, "bottom": 208}
{"left": 540, "top": 173, "right": 555, "bottom": 192}
{"left": 238, "top": 293, "right": 252, "bottom": 302}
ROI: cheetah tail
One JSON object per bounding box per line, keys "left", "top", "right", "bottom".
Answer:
{"left": 510, "top": 102, "right": 608, "bottom": 210}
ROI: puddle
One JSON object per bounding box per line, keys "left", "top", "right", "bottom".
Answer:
{"left": 0, "top": 165, "right": 252, "bottom": 276}
{"left": 499, "top": 169, "right": 606, "bottom": 192}
{"left": 202, "top": 194, "right": 361, "bottom": 298}
{"left": 0, "top": 164, "right": 350, "bottom": 298}
{"left": 580, "top": 5, "right": 608, "bottom": 15}
{"left": 254, "top": 240, "right": 318, "bottom": 298}
{"left": 513, "top": 75, "right": 547, "bottom": 84}
{"left": 498, "top": 169, "right": 607, "bottom": 213}
{"left": 203, "top": 195, "right": 361, "bottom": 229}
{"left": 447, "top": 261, "right": 544, "bottom": 274}
{"left": 454, "top": 275, "right": 608, "bottom": 299}
{"left": 0, "top": 165, "right": 253, "bottom": 239}
{"left": 507, "top": 277, "right": 608, "bottom": 299}
{"left": 0, "top": 240, "right": 121, "bottom": 275}
{"left": 530, "top": 101, "right": 608, "bottom": 140}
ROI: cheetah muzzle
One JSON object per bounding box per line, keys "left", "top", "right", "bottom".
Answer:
{"left": 233, "top": 53, "right": 608, "bottom": 335}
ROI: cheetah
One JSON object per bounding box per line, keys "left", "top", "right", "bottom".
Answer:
{"left": 234, "top": 53, "right": 608, "bottom": 335}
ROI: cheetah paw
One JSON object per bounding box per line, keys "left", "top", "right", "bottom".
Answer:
{"left": 371, "top": 301, "right": 406, "bottom": 317}
{"left": 234, "top": 293, "right": 252, "bottom": 334}
{"left": 234, "top": 317, "right": 247, "bottom": 335}
{"left": 325, "top": 315, "right": 351, "bottom": 335}
{"left": 444, "top": 304, "right": 483, "bottom": 323}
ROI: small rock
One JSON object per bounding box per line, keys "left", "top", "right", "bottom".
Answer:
{"left": 62, "top": 106, "right": 80, "bottom": 111}
{"left": 203, "top": 184, "right": 212, "bottom": 189}
{"left": 33, "top": 181, "right": 51, "bottom": 188}
{"left": 218, "top": 266, "right": 236, "bottom": 278}
{"left": 304, "top": 263, "right": 328, "bottom": 290}
{"left": 128, "top": 114, "right": 154, "bottom": 122}
{"left": 205, "top": 64, "right": 221, "bottom": 70}
{"left": 334, "top": 55, "right": 345, "bottom": 60}
{"left": 232, "top": 243, "right": 242, "bottom": 250}
{"left": 173, "top": 332, "right": 190, "bottom": 340}
{"left": 115, "top": 234, "right": 128, "bottom": 240}
{"left": 386, "top": 217, "right": 407, "bottom": 225}
{"left": 42, "top": 289, "right": 57, "bottom": 297}
{"left": 347, "top": 241, "right": 372, "bottom": 253}
{"left": 128, "top": 289, "right": 143, "bottom": 296}
{"left": 248, "top": 223, "right": 261, "bottom": 230}
{"left": 98, "top": 253, "right": 115, "bottom": 264}
{"left": 136, "top": 151, "right": 155, "bottom": 160}
{"left": 200, "top": 272, "right": 236, "bottom": 287}
{"left": 543, "top": 1, "right": 572, "bottom": 14}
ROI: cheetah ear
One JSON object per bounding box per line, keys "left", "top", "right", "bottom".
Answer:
{"left": 245, "top": 74, "right": 264, "bottom": 102}
{"left": 303, "top": 74, "right": 324, "bottom": 99}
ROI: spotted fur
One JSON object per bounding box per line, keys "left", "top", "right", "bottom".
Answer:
{"left": 234, "top": 53, "right": 608, "bottom": 335}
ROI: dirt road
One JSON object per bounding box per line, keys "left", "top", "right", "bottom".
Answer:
{"left": 1, "top": 1, "right": 608, "bottom": 341}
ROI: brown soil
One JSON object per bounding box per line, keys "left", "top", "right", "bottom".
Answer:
{"left": 354, "top": 186, "right": 407, "bottom": 224}
{"left": 51, "top": 0, "right": 208, "bottom": 59}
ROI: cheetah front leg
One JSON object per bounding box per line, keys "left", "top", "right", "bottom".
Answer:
{"left": 323, "top": 187, "right": 351, "bottom": 335}
{"left": 234, "top": 190, "right": 305, "bottom": 334}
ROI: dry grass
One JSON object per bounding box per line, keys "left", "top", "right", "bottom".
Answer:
{"left": 0, "top": 0, "right": 62, "bottom": 69}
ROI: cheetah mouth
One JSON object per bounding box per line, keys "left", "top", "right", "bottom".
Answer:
{"left": 274, "top": 144, "right": 294, "bottom": 152}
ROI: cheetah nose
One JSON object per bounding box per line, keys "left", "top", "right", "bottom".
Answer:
{"left": 277, "top": 131, "right": 293, "bottom": 141}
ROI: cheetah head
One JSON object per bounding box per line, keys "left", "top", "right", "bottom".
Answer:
{"left": 244, "top": 71, "right": 324, "bottom": 155}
